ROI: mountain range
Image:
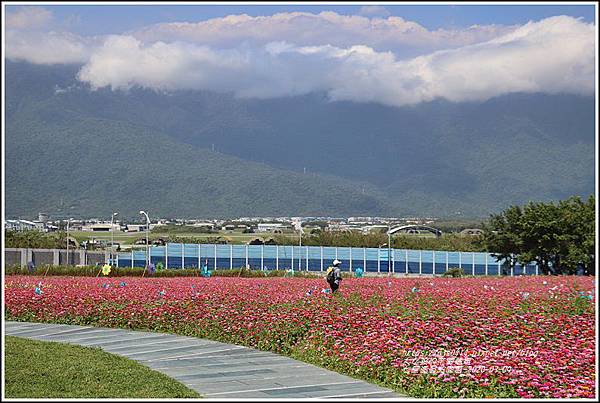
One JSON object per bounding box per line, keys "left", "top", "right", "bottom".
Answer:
{"left": 5, "top": 61, "right": 595, "bottom": 219}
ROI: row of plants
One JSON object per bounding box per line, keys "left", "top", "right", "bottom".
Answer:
{"left": 4, "top": 275, "right": 595, "bottom": 398}
{"left": 4, "top": 264, "right": 322, "bottom": 278}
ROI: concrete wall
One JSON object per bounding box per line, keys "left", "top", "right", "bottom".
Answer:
{"left": 5, "top": 250, "right": 21, "bottom": 266}
{"left": 4, "top": 248, "right": 109, "bottom": 268}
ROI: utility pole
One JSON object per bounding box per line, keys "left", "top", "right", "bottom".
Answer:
{"left": 66, "top": 218, "right": 72, "bottom": 266}
{"left": 139, "top": 211, "right": 150, "bottom": 268}
{"left": 388, "top": 224, "right": 391, "bottom": 275}
{"left": 111, "top": 212, "right": 118, "bottom": 265}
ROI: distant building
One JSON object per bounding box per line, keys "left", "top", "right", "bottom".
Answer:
{"left": 257, "top": 223, "right": 288, "bottom": 233}
{"left": 191, "top": 222, "right": 215, "bottom": 230}
{"left": 82, "top": 223, "right": 120, "bottom": 232}
{"left": 460, "top": 228, "right": 484, "bottom": 236}
{"left": 6, "top": 220, "right": 37, "bottom": 231}
{"left": 125, "top": 224, "right": 148, "bottom": 232}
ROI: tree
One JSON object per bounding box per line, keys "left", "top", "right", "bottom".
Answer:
{"left": 517, "top": 201, "right": 562, "bottom": 274}
{"left": 556, "top": 195, "right": 595, "bottom": 274}
{"left": 483, "top": 205, "right": 523, "bottom": 274}
{"left": 483, "top": 195, "right": 595, "bottom": 275}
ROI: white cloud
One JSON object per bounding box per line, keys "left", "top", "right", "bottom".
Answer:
{"left": 5, "top": 6, "right": 96, "bottom": 64}
{"left": 5, "top": 9, "right": 595, "bottom": 106}
{"left": 76, "top": 16, "right": 595, "bottom": 106}
{"left": 359, "top": 5, "right": 391, "bottom": 18}
{"left": 130, "top": 11, "right": 515, "bottom": 57}
{"left": 5, "top": 30, "right": 96, "bottom": 65}
{"left": 5, "top": 6, "right": 52, "bottom": 30}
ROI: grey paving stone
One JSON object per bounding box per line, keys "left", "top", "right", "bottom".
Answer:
{"left": 157, "top": 360, "right": 304, "bottom": 375}
{"left": 203, "top": 380, "right": 361, "bottom": 397}
{"left": 6, "top": 324, "right": 70, "bottom": 336}
{"left": 5, "top": 321, "right": 405, "bottom": 399}
{"left": 181, "top": 368, "right": 275, "bottom": 380}
{"left": 34, "top": 328, "right": 115, "bottom": 340}
{"left": 113, "top": 341, "right": 208, "bottom": 355}
{"left": 204, "top": 390, "right": 275, "bottom": 398}
{"left": 5, "top": 322, "right": 44, "bottom": 331}
{"left": 75, "top": 334, "right": 171, "bottom": 347}
{"left": 147, "top": 354, "right": 287, "bottom": 370}
{"left": 142, "top": 347, "right": 249, "bottom": 362}
{"left": 47, "top": 333, "right": 131, "bottom": 345}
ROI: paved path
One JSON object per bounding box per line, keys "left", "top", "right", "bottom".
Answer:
{"left": 6, "top": 321, "right": 403, "bottom": 399}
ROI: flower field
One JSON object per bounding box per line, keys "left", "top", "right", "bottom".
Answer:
{"left": 4, "top": 275, "right": 596, "bottom": 398}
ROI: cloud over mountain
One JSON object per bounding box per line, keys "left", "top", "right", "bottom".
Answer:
{"left": 5, "top": 6, "right": 52, "bottom": 29}
{"left": 5, "top": 8, "right": 596, "bottom": 107}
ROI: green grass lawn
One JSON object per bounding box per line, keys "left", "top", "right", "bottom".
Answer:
{"left": 4, "top": 336, "right": 201, "bottom": 398}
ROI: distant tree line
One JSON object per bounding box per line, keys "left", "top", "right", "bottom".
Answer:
{"left": 273, "top": 231, "right": 485, "bottom": 252}
{"left": 151, "top": 224, "right": 219, "bottom": 234}
{"left": 5, "top": 230, "right": 66, "bottom": 249}
{"left": 483, "top": 195, "right": 595, "bottom": 275}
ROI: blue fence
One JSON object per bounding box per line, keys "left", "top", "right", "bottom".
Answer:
{"left": 115, "top": 244, "right": 539, "bottom": 276}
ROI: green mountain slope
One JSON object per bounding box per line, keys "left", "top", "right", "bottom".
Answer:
{"left": 5, "top": 106, "right": 394, "bottom": 218}
{"left": 4, "top": 61, "right": 595, "bottom": 218}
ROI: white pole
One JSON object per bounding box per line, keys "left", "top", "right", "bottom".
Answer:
{"left": 377, "top": 248, "right": 380, "bottom": 273}
{"left": 276, "top": 245, "right": 279, "bottom": 270}
{"left": 166, "top": 243, "right": 168, "bottom": 269}
{"left": 511, "top": 261, "right": 514, "bottom": 277}
{"left": 139, "top": 211, "right": 150, "bottom": 268}
{"left": 261, "top": 245, "right": 264, "bottom": 271}
{"left": 299, "top": 224, "right": 302, "bottom": 270}
{"left": 405, "top": 250, "right": 408, "bottom": 274}
{"left": 66, "top": 219, "right": 70, "bottom": 266}
{"left": 111, "top": 214, "right": 114, "bottom": 265}
{"left": 198, "top": 244, "right": 201, "bottom": 269}
{"left": 291, "top": 246, "right": 294, "bottom": 270}
{"left": 111, "top": 212, "right": 118, "bottom": 266}
{"left": 363, "top": 248, "right": 366, "bottom": 273}
{"left": 419, "top": 250, "right": 422, "bottom": 275}
{"left": 131, "top": 250, "right": 133, "bottom": 268}
{"left": 146, "top": 221, "right": 149, "bottom": 267}
{"left": 388, "top": 227, "right": 391, "bottom": 275}
{"left": 349, "top": 247, "right": 352, "bottom": 272}
{"left": 245, "top": 244, "right": 248, "bottom": 269}
{"left": 485, "top": 253, "right": 489, "bottom": 276}
{"left": 214, "top": 244, "right": 217, "bottom": 270}
{"left": 146, "top": 234, "right": 149, "bottom": 268}
{"left": 472, "top": 253, "right": 475, "bottom": 276}
{"left": 182, "top": 243, "right": 185, "bottom": 269}
{"left": 230, "top": 244, "right": 233, "bottom": 269}
{"left": 432, "top": 250, "right": 435, "bottom": 275}
{"left": 446, "top": 251, "right": 449, "bottom": 271}
{"left": 321, "top": 246, "right": 324, "bottom": 271}
{"left": 459, "top": 252, "right": 462, "bottom": 270}
{"left": 305, "top": 246, "right": 308, "bottom": 271}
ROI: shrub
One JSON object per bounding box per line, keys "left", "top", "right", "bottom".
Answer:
{"left": 3, "top": 264, "right": 324, "bottom": 278}
{"left": 442, "top": 267, "right": 465, "bottom": 277}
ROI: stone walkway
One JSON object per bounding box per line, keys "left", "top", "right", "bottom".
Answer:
{"left": 5, "top": 321, "right": 404, "bottom": 399}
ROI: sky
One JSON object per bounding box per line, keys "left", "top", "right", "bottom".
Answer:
{"left": 6, "top": 3, "right": 596, "bottom": 35}
{"left": 3, "top": 2, "right": 597, "bottom": 107}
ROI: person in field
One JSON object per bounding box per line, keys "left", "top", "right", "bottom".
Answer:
{"left": 326, "top": 259, "right": 342, "bottom": 293}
